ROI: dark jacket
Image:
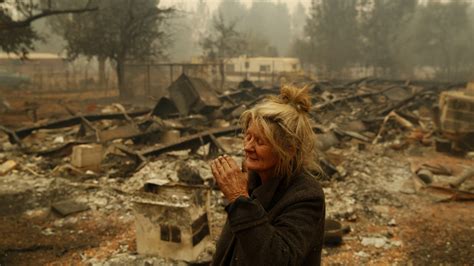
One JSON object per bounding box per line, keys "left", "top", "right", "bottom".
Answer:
{"left": 212, "top": 171, "right": 325, "bottom": 266}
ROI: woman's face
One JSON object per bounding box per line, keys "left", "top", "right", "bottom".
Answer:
{"left": 243, "top": 121, "right": 278, "bottom": 176}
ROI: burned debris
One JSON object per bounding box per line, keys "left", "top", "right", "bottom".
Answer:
{"left": 134, "top": 180, "right": 212, "bottom": 262}
{"left": 1, "top": 75, "right": 473, "bottom": 264}
{"left": 3, "top": 0, "right": 474, "bottom": 263}
{"left": 168, "top": 74, "right": 222, "bottom": 116}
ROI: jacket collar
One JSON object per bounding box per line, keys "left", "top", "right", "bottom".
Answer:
{"left": 248, "top": 171, "right": 283, "bottom": 211}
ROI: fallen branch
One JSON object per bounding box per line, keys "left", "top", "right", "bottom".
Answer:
{"left": 1, "top": 3, "right": 97, "bottom": 30}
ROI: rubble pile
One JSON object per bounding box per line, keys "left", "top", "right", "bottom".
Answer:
{"left": 0, "top": 77, "right": 473, "bottom": 264}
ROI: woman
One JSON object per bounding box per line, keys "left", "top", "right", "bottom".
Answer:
{"left": 210, "top": 84, "right": 325, "bottom": 265}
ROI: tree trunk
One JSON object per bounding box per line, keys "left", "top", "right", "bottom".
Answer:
{"left": 116, "top": 57, "right": 127, "bottom": 98}
{"left": 219, "top": 60, "right": 225, "bottom": 90}
{"left": 98, "top": 56, "right": 106, "bottom": 88}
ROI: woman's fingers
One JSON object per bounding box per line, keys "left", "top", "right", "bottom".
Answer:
{"left": 212, "top": 155, "right": 244, "bottom": 183}
{"left": 210, "top": 161, "right": 218, "bottom": 175}
{"left": 224, "top": 155, "right": 240, "bottom": 170}
{"left": 211, "top": 160, "right": 223, "bottom": 180}
{"left": 213, "top": 157, "right": 231, "bottom": 180}
{"left": 219, "top": 155, "right": 233, "bottom": 173}
{"left": 210, "top": 155, "right": 249, "bottom": 202}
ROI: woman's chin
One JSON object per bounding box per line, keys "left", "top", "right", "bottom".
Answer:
{"left": 245, "top": 162, "right": 258, "bottom": 172}
{"left": 246, "top": 164, "right": 266, "bottom": 173}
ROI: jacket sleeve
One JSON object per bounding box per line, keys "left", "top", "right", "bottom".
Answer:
{"left": 225, "top": 194, "right": 325, "bottom": 265}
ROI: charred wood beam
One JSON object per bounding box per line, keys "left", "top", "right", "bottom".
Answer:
{"left": 362, "top": 79, "right": 467, "bottom": 88}
{"left": 3, "top": 242, "right": 99, "bottom": 254}
{"left": 34, "top": 122, "right": 162, "bottom": 157}
{"left": 35, "top": 140, "right": 89, "bottom": 157}
{"left": 372, "top": 111, "right": 415, "bottom": 144}
{"left": 313, "top": 85, "right": 400, "bottom": 111}
{"left": 377, "top": 90, "right": 424, "bottom": 116}
{"left": 322, "top": 79, "right": 466, "bottom": 89}
{"left": 247, "top": 95, "right": 266, "bottom": 108}
{"left": 6, "top": 109, "right": 150, "bottom": 144}
{"left": 64, "top": 106, "right": 101, "bottom": 142}
{"left": 114, "top": 144, "right": 148, "bottom": 171}
{"left": 110, "top": 122, "right": 163, "bottom": 144}
{"left": 343, "top": 77, "right": 370, "bottom": 88}
{"left": 141, "top": 126, "right": 240, "bottom": 157}
{"left": 0, "top": 125, "right": 25, "bottom": 148}
{"left": 98, "top": 125, "right": 142, "bottom": 143}
{"left": 218, "top": 94, "right": 237, "bottom": 105}
{"left": 38, "top": 123, "right": 162, "bottom": 157}
{"left": 112, "top": 103, "right": 140, "bottom": 129}
{"left": 28, "top": 122, "right": 161, "bottom": 158}
{"left": 333, "top": 128, "right": 371, "bottom": 142}
{"left": 209, "top": 133, "right": 229, "bottom": 154}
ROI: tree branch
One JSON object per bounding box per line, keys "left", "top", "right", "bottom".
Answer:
{"left": 1, "top": 7, "right": 98, "bottom": 31}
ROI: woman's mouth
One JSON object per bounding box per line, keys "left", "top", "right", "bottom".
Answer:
{"left": 246, "top": 155, "right": 258, "bottom": 161}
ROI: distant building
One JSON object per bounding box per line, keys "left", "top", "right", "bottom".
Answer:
{"left": 224, "top": 56, "right": 301, "bottom": 84}
{"left": 0, "top": 52, "right": 66, "bottom": 73}
{"left": 0, "top": 53, "right": 112, "bottom": 91}
{"left": 0, "top": 53, "right": 69, "bottom": 90}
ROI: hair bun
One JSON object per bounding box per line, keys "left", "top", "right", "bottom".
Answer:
{"left": 278, "top": 84, "right": 312, "bottom": 113}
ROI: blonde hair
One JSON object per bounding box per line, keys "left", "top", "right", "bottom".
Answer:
{"left": 240, "top": 84, "right": 320, "bottom": 181}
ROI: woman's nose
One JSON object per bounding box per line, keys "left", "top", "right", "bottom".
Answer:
{"left": 244, "top": 139, "right": 254, "bottom": 152}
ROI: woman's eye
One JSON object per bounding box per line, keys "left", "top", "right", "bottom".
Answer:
{"left": 244, "top": 135, "right": 252, "bottom": 142}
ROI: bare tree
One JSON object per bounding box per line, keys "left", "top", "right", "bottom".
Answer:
{"left": 201, "top": 13, "right": 245, "bottom": 89}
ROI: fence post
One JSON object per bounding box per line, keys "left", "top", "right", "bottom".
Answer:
{"left": 272, "top": 60, "right": 275, "bottom": 85}
{"left": 147, "top": 63, "right": 151, "bottom": 95}
{"left": 170, "top": 64, "right": 174, "bottom": 85}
